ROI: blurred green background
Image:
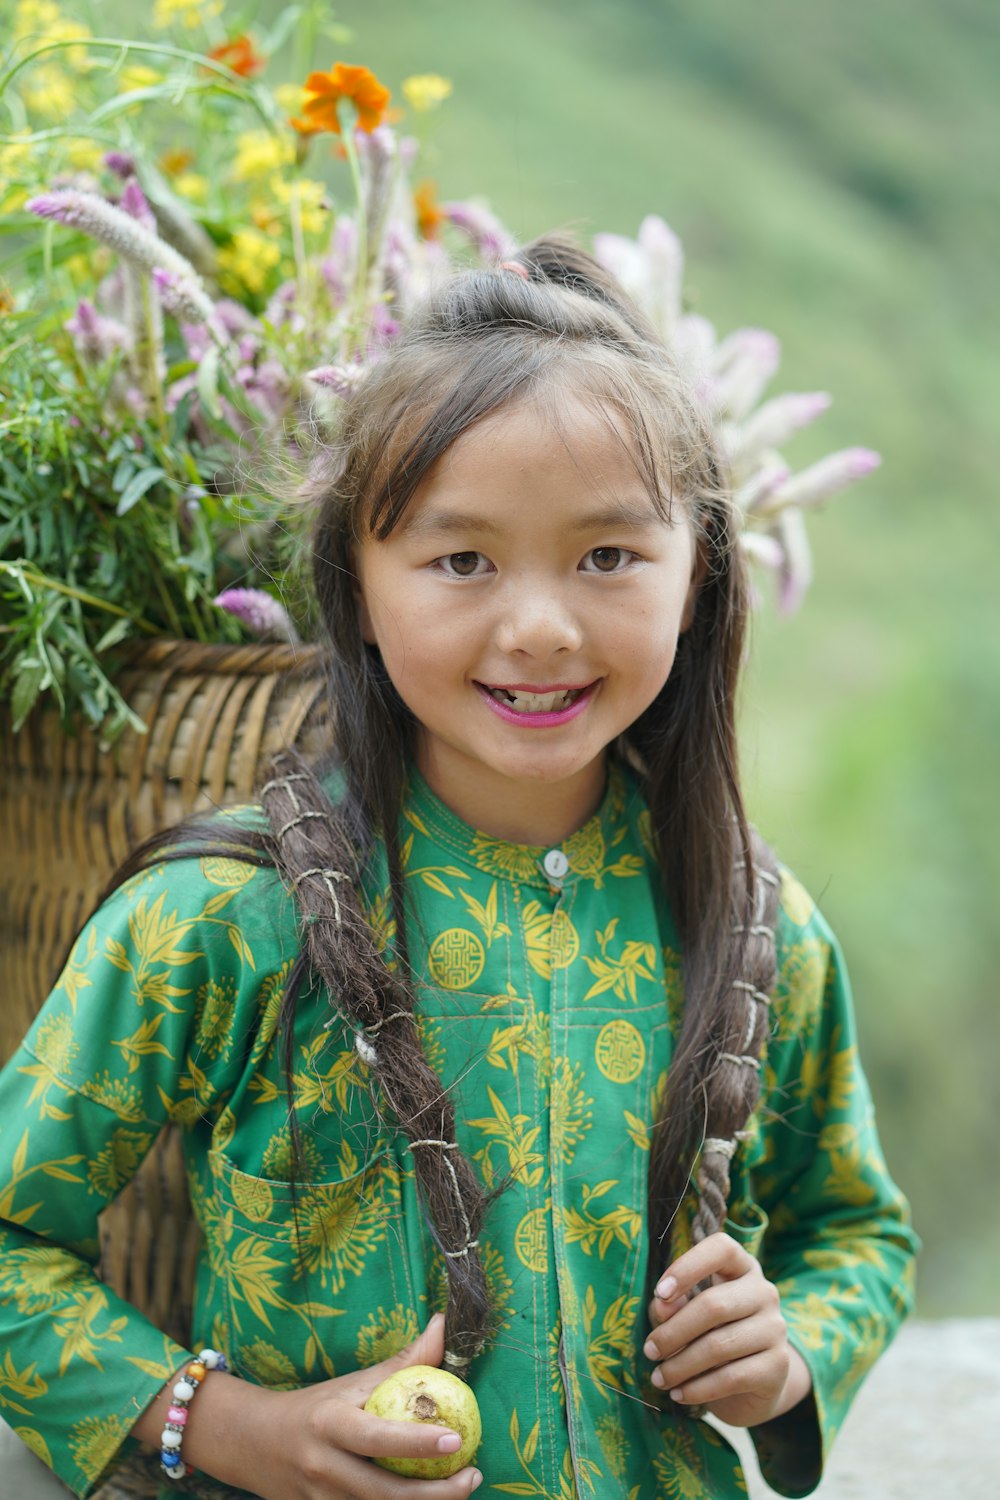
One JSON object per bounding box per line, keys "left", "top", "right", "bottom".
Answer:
{"left": 297, "top": 0, "right": 1000, "bottom": 1317}
{"left": 39, "top": 0, "right": 1000, "bottom": 1314}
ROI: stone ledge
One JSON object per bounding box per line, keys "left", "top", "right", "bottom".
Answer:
{"left": 714, "top": 1318, "right": 999, "bottom": 1500}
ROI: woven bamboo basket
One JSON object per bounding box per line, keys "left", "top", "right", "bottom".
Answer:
{"left": 0, "top": 641, "right": 329, "bottom": 1357}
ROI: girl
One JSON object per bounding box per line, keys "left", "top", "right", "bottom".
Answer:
{"left": 0, "top": 240, "right": 918, "bottom": 1500}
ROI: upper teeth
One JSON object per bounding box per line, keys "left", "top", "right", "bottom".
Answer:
{"left": 490, "top": 687, "right": 580, "bottom": 712}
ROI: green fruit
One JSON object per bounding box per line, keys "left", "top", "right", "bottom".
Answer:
{"left": 364, "top": 1363, "right": 482, "bottom": 1478}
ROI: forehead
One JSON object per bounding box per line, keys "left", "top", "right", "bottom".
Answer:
{"left": 405, "top": 390, "right": 673, "bottom": 527}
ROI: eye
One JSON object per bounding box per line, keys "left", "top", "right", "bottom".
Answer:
{"left": 581, "top": 546, "right": 637, "bottom": 574}
{"left": 437, "top": 551, "right": 492, "bottom": 578}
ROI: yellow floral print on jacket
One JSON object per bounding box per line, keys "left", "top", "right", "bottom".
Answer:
{"left": 0, "top": 763, "right": 918, "bottom": 1498}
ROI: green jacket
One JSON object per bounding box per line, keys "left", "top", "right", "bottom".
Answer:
{"left": 0, "top": 763, "right": 918, "bottom": 1498}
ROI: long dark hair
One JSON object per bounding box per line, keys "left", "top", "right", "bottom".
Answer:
{"left": 107, "top": 236, "right": 780, "bottom": 1369}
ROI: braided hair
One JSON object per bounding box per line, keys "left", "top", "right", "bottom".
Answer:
{"left": 248, "top": 238, "right": 783, "bottom": 1372}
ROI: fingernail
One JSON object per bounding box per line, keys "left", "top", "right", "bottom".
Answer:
{"left": 655, "top": 1275, "right": 677, "bottom": 1299}
{"left": 670, "top": 1387, "right": 685, "bottom": 1401}
{"left": 642, "top": 1338, "right": 658, "bottom": 1360}
{"left": 437, "top": 1432, "right": 461, "bottom": 1452}
{"left": 470, "top": 1472, "right": 483, "bottom": 1491}
{"left": 650, "top": 1367, "right": 664, "bottom": 1388}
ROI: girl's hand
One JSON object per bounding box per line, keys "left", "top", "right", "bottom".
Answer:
{"left": 241, "top": 1314, "right": 483, "bottom": 1500}
{"left": 643, "top": 1232, "right": 812, "bottom": 1428}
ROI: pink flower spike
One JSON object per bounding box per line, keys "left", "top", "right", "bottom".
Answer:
{"left": 306, "top": 364, "right": 363, "bottom": 396}
{"left": 213, "top": 588, "right": 299, "bottom": 643}
{"left": 121, "top": 180, "right": 156, "bottom": 231}
{"left": 740, "top": 531, "right": 784, "bottom": 571}
{"left": 764, "top": 447, "right": 883, "bottom": 515}
{"left": 104, "top": 151, "right": 136, "bottom": 180}
{"left": 731, "top": 392, "right": 832, "bottom": 470}
{"left": 736, "top": 460, "right": 792, "bottom": 515}
{"left": 775, "top": 509, "right": 814, "bottom": 615}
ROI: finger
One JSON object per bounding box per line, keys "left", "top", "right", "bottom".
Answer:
{"left": 648, "top": 1306, "right": 783, "bottom": 1391}
{"left": 664, "top": 1350, "right": 781, "bottom": 1408}
{"left": 653, "top": 1231, "right": 753, "bottom": 1300}
{"left": 646, "top": 1289, "right": 688, "bottom": 1326}
{"left": 344, "top": 1407, "right": 466, "bottom": 1463}
{"left": 327, "top": 1446, "right": 483, "bottom": 1499}
{"left": 645, "top": 1271, "right": 768, "bottom": 1360}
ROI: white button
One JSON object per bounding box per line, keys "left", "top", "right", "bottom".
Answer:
{"left": 543, "top": 849, "right": 570, "bottom": 881}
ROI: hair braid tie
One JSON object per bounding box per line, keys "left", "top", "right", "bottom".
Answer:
{"left": 679, "top": 833, "right": 782, "bottom": 1419}
{"left": 261, "top": 749, "right": 495, "bottom": 1372}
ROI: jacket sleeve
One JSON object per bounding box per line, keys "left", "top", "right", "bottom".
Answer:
{"left": 0, "top": 855, "right": 282, "bottom": 1498}
{"left": 737, "top": 871, "right": 920, "bottom": 1497}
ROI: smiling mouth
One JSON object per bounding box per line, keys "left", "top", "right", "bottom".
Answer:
{"left": 481, "top": 685, "right": 590, "bottom": 713}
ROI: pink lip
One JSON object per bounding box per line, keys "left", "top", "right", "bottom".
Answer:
{"left": 475, "top": 680, "right": 599, "bottom": 728}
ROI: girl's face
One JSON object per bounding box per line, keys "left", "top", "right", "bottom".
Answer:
{"left": 354, "top": 392, "right": 702, "bottom": 841}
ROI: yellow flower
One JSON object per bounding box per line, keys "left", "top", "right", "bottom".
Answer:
{"left": 22, "top": 65, "right": 74, "bottom": 119}
{"left": 274, "top": 83, "right": 305, "bottom": 116}
{"left": 64, "top": 139, "right": 103, "bottom": 172}
{"left": 270, "top": 176, "right": 329, "bottom": 235}
{"left": 153, "top": 0, "right": 223, "bottom": 29}
{"left": 174, "top": 172, "right": 209, "bottom": 203}
{"left": 218, "top": 228, "right": 281, "bottom": 295}
{"left": 117, "top": 64, "right": 162, "bottom": 93}
{"left": 402, "top": 74, "right": 453, "bottom": 113}
{"left": 14, "top": 0, "right": 60, "bottom": 36}
{"left": 231, "top": 129, "right": 294, "bottom": 183}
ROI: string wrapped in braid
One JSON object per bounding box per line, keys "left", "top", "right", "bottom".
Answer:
{"left": 689, "top": 831, "right": 781, "bottom": 1253}
{"left": 260, "top": 749, "right": 496, "bottom": 1374}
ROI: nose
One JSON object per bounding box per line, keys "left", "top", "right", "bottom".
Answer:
{"left": 493, "top": 577, "right": 584, "bottom": 658}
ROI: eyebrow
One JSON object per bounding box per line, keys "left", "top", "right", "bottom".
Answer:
{"left": 402, "top": 501, "right": 665, "bottom": 539}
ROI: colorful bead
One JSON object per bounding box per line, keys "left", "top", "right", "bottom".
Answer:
{"left": 159, "top": 1348, "right": 227, "bottom": 1484}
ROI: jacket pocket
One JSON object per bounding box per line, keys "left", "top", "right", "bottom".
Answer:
{"left": 200, "top": 1143, "right": 416, "bottom": 1385}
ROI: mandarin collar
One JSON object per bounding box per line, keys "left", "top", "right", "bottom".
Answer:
{"left": 400, "top": 760, "right": 637, "bottom": 890}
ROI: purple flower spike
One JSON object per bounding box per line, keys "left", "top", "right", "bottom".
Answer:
{"left": 121, "top": 180, "right": 156, "bottom": 231}
{"left": 731, "top": 391, "right": 832, "bottom": 470}
{"left": 104, "top": 151, "right": 136, "bottom": 180}
{"left": 65, "top": 298, "right": 130, "bottom": 362}
{"left": 307, "top": 364, "right": 364, "bottom": 396}
{"left": 763, "top": 448, "right": 883, "bottom": 516}
{"left": 213, "top": 588, "right": 299, "bottom": 643}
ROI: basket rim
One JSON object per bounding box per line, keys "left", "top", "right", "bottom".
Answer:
{"left": 116, "top": 638, "right": 328, "bottom": 677}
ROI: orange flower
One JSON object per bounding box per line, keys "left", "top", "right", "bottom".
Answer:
{"left": 207, "top": 35, "right": 267, "bottom": 79}
{"left": 291, "top": 62, "right": 390, "bottom": 138}
{"left": 160, "top": 148, "right": 194, "bottom": 177}
{"left": 414, "top": 179, "right": 444, "bottom": 240}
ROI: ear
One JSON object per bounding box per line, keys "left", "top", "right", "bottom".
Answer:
{"left": 680, "top": 531, "right": 709, "bottom": 633}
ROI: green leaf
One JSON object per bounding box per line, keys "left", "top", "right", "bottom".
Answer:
{"left": 115, "top": 467, "right": 167, "bottom": 517}
{"left": 94, "top": 617, "right": 132, "bottom": 653}
{"left": 196, "top": 346, "right": 222, "bottom": 421}
{"left": 10, "top": 661, "right": 44, "bottom": 729}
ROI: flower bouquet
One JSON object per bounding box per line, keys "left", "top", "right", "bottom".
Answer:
{"left": 0, "top": 0, "right": 878, "bottom": 743}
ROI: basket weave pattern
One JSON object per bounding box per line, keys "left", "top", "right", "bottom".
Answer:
{"left": 0, "top": 642, "right": 327, "bottom": 1404}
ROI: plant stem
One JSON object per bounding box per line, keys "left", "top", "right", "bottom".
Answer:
{"left": 0, "top": 563, "right": 160, "bottom": 634}
{"left": 342, "top": 122, "right": 368, "bottom": 360}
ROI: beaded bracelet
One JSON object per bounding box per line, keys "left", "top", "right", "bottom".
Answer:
{"left": 159, "top": 1348, "right": 228, "bottom": 1483}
